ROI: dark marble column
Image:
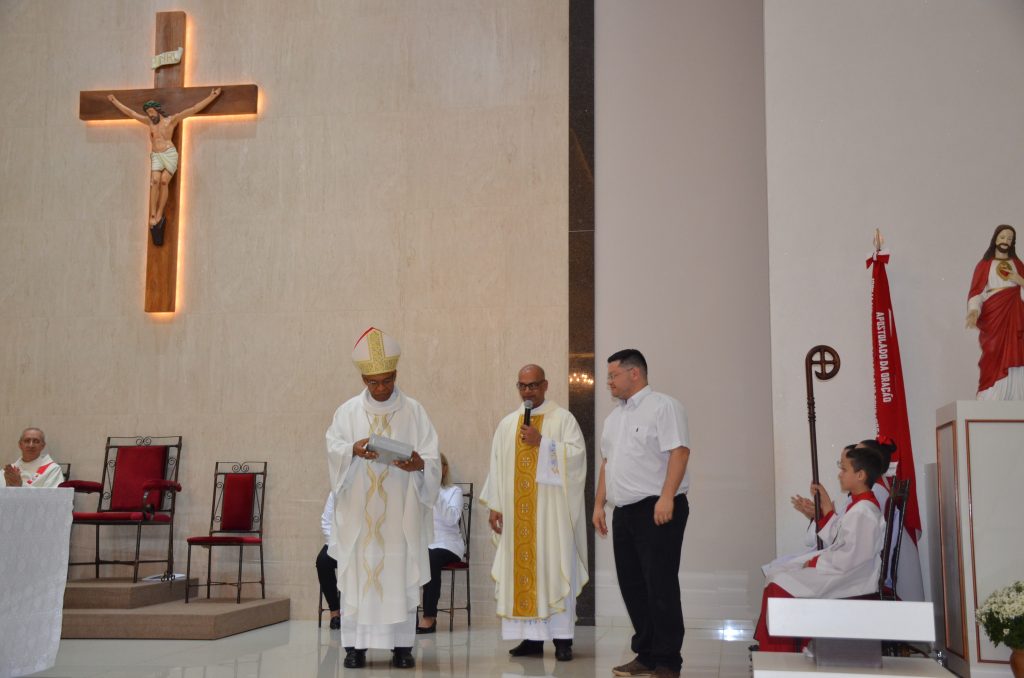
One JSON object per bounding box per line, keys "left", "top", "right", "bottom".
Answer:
{"left": 568, "top": 0, "right": 595, "bottom": 626}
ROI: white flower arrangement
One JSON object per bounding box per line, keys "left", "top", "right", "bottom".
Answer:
{"left": 977, "top": 581, "right": 1024, "bottom": 650}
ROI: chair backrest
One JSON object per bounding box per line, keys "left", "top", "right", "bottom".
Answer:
{"left": 59, "top": 463, "right": 71, "bottom": 482}
{"left": 99, "top": 436, "right": 182, "bottom": 513}
{"left": 878, "top": 477, "right": 910, "bottom": 599}
{"left": 209, "top": 461, "right": 267, "bottom": 536}
{"left": 453, "top": 482, "right": 473, "bottom": 563}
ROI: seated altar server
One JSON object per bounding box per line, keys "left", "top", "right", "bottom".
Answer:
{"left": 752, "top": 443, "right": 887, "bottom": 652}
{"left": 325, "top": 327, "right": 441, "bottom": 670}
{"left": 2, "top": 428, "right": 63, "bottom": 488}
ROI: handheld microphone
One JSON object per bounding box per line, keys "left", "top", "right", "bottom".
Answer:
{"left": 523, "top": 400, "right": 533, "bottom": 427}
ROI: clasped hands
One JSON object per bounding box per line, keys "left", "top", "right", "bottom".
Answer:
{"left": 351, "top": 438, "right": 425, "bottom": 472}
{"left": 791, "top": 482, "right": 834, "bottom": 520}
{"left": 3, "top": 464, "right": 23, "bottom": 486}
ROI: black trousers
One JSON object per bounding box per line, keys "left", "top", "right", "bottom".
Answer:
{"left": 421, "top": 547, "right": 461, "bottom": 617}
{"left": 316, "top": 544, "right": 340, "bottom": 612}
{"left": 612, "top": 493, "right": 689, "bottom": 671}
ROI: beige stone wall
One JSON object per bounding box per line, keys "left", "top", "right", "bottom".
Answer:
{"left": 0, "top": 0, "right": 568, "bottom": 619}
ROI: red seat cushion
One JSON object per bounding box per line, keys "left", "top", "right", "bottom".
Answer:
{"left": 110, "top": 446, "right": 169, "bottom": 510}
{"left": 442, "top": 561, "right": 469, "bottom": 570}
{"left": 220, "top": 473, "right": 256, "bottom": 531}
{"left": 73, "top": 511, "right": 172, "bottom": 522}
{"left": 187, "top": 535, "right": 263, "bottom": 545}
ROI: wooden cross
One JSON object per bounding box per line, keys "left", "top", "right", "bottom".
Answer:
{"left": 79, "top": 11, "right": 258, "bottom": 313}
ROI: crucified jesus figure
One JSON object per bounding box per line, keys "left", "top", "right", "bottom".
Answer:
{"left": 107, "top": 88, "right": 221, "bottom": 245}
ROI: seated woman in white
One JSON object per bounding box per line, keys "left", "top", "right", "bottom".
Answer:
{"left": 416, "top": 453, "right": 465, "bottom": 634}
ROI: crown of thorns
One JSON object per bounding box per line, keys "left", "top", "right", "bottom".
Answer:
{"left": 142, "top": 101, "right": 163, "bottom": 111}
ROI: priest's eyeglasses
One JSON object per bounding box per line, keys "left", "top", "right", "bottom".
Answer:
{"left": 366, "top": 376, "right": 396, "bottom": 388}
{"left": 516, "top": 381, "right": 545, "bottom": 391}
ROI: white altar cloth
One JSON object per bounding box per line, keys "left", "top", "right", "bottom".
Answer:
{"left": 0, "top": 487, "right": 73, "bottom": 678}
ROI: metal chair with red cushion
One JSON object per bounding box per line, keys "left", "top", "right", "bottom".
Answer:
{"left": 437, "top": 482, "right": 473, "bottom": 630}
{"left": 186, "top": 461, "right": 267, "bottom": 603}
{"left": 61, "top": 436, "right": 183, "bottom": 582}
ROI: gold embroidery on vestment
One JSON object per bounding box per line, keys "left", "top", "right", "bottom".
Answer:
{"left": 512, "top": 412, "right": 543, "bottom": 617}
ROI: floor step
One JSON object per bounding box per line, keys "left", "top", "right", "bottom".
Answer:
{"left": 64, "top": 577, "right": 195, "bottom": 609}
{"left": 61, "top": 597, "right": 290, "bottom": 640}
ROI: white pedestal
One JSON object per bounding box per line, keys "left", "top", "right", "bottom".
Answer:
{"left": 934, "top": 400, "right": 1024, "bottom": 678}
{"left": 753, "top": 653, "right": 951, "bottom": 678}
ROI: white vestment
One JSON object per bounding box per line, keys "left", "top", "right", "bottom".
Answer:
{"left": 765, "top": 494, "right": 884, "bottom": 599}
{"left": 326, "top": 387, "right": 440, "bottom": 649}
{"left": 2, "top": 453, "right": 63, "bottom": 488}
{"left": 480, "top": 400, "right": 588, "bottom": 640}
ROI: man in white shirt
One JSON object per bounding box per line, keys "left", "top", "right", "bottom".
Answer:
{"left": 3, "top": 428, "right": 63, "bottom": 488}
{"left": 594, "top": 350, "right": 690, "bottom": 678}
{"left": 481, "top": 364, "right": 588, "bottom": 662}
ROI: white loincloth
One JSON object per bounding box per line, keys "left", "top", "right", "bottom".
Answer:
{"left": 151, "top": 146, "right": 179, "bottom": 175}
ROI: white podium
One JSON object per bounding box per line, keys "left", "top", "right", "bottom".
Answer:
{"left": 934, "top": 401, "right": 1024, "bottom": 678}
{"left": 0, "top": 487, "right": 73, "bottom": 678}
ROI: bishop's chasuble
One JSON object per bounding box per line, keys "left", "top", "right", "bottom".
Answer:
{"left": 326, "top": 387, "right": 440, "bottom": 649}
{"left": 480, "top": 400, "right": 588, "bottom": 639}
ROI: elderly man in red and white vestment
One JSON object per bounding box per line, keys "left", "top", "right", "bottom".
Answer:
{"left": 2, "top": 427, "right": 63, "bottom": 488}
{"left": 966, "top": 224, "right": 1024, "bottom": 400}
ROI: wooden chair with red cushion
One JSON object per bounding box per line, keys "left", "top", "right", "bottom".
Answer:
{"left": 61, "top": 436, "right": 183, "bottom": 582}
{"left": 186, "top": 461, "right": 267, "bottom": 603}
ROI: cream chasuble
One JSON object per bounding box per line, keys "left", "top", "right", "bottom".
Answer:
{"left": 326, "top": 387, "right": 440, "bottom": 648}
{"left": 480, "top": 400, "right": 588, "bottom": 636}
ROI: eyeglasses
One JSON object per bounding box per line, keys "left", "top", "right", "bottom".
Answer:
{"left": 366, "top": 377, "right": 395, "bottom": 388}
{"left": 20, "top": 438, "right": 43, "bottom": 445}
{"left": 606, "top": 369, "right": 631, "bottom": 382}
{"left": 516, "top": 381, "right": 545, "bottom": 391}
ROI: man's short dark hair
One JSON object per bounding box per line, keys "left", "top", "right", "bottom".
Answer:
{"left": 608, "top": 349, "right": 648, "bottom": 377}
{"left": 843, "top": 444, "right": 887, "bottom": 487}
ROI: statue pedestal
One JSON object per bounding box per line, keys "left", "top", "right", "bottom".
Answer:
{"left": 933, "top": 400, "right": 1024, "bottom": 678}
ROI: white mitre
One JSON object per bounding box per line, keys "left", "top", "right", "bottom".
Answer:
{"left": 351, "top": 326, "right": 401, "bottom": 376}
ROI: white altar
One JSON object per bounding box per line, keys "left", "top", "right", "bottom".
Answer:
{"left": 0, "top": 487, "right": 73, "bottom": 678}
{"left": 933, "top": 401, "right": 1024, "bottom": 678}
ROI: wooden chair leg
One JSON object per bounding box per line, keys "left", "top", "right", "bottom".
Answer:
{"left": 206, "top": 547, "right": 212, "bottom": 599}
{"left": 465, "top": 568, "right": 471, "bottom": 626}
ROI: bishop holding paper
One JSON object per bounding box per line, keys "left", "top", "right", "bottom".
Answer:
{"left": 325, "top": 327, "right": 441, "bottom": 670}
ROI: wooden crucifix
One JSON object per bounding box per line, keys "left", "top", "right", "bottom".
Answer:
{"left": 79, "top": 11, "right": 258, "bottom": 313}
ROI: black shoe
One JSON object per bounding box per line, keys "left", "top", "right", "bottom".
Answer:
{"left": 553, "top": 639, "right": 573, "bottom": 661}
{"left": 392, "top": 647, "right": 415, "bottom": 668}
{"left": 509, "top": 640, "right": 544, "bottom": 657}
{"left": 343, "top": 648, "right": 366, "bottom": 668}
{"left": 416, "top": 620, "right": 437, "bottom": 634}
{"left": 748, "top": 644, "right": 760, "bottom": 653}
{"left": 328, "top": 615, "right": 340, "bottom": 630}
{"left": 150, "top": 217, "right": 166, "bottom": 246}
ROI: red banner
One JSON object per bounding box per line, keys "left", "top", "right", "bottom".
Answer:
{"left": 866, "top": 251, "right": 922, "bottom": 541}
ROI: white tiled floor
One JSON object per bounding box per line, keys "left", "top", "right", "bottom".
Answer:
{"left": 31, "top": 618, "right": 755, "bottom": 677}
